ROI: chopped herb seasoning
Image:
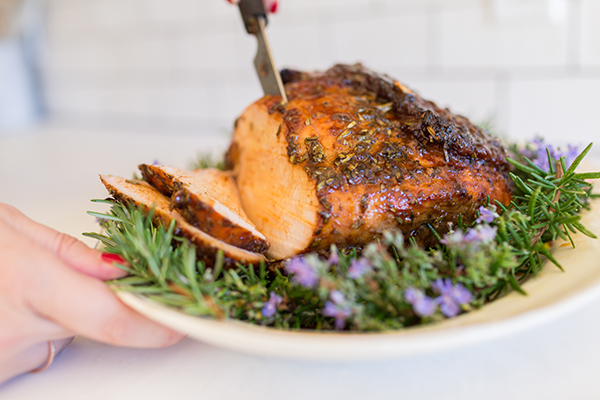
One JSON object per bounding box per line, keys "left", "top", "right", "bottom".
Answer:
{"left": 360, "top": 194, "right": 369, "bottom": 213}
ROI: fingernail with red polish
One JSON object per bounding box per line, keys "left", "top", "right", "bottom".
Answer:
{"left": 269, "top": 0, "right": 278, "bottom": 13}
{"left": 101, "top": 253, "right": 126, "bottom": 265}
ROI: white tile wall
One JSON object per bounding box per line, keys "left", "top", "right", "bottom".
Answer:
{"left": 91, "top": 0, "right": 146, "bottom": 30}
{"left": 440, "top": 3, "right": 569, "bottom": 68}
{"left": 269, "top": 20, "right": 326, "bottom": 70}
{"left": 145, "top": 0, "right": 203, "bottom": 24}
{"left": 330, "top": 12, "right": 430, "bottom": 69}
{"left": 580, "top": 0, "right": 600, "bottom": 67}
{"left": 40, "top": 0, "right": 600, "bottom": 153}
{"left": 408, "top": 77, "right": 499, "bottom": 125}
{"left": 506, "top": 76, "right": 600, "bottom": 146}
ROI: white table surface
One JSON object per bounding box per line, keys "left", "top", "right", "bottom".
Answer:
{"left": 2, "top": 124, "right": 600, "bottom": 400}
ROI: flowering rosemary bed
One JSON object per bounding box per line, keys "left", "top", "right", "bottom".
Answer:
{"left": 87, "top": 139, "right": 600, "bottom": 332}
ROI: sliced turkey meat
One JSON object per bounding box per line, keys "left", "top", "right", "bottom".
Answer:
{"left": 99, "top": 174, "right": 266, "bottom": 267}
{"left": 138, "top": 164, "right": 269, "bottom": 253}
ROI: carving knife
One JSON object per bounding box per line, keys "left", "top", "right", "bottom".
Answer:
{"left": 238, "top": 0, "right": 288, "bottom": 104}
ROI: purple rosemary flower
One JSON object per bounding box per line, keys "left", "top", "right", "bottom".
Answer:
{"left": 463, "top": 225, "right": 497, "bottom": 244}
{"left": 285, "top": 257, "right": 319, "bottom": 288}
{"left": 440, "top": 230, "right": 465, "bottom": 247}
{"left": 152, "top": 159, "right": 160, "bottom": 166}
{"left": 441, "top": 226, "right": 497, "bottom": 248}
{"left": 328, "top": 248, "right": 339, "bottom": 265}
{"left": 261, "top": 291, "right": 282, "bottom": 318}
{"left": 521, "top": 137, "right": 552, "bottom": 170}
{"left": 404, "top": 287, "right": 437, "bottom": 317}
{"left": 330, "top": 290, "right": 345, "bottom": 305}
{"left": 464, "top": 225, "right": 498, "bottom": 245}
{"left": 565, "top": 144, "right": 580, "bottom": 166}
{"left": 433, "top": 278, "right": 472, "bottom": 318}
{"left": 476, "top": 206, "right": 496, "bottom": 224}
{"left": 526, "top": 137, "right": 554, "bottom": 170}
{"left": 323, "top": 290, "right": 352, "bottom": 330}
{"left": 347, "top": 257, "right": 372, "bottom": 279}
{"left": 522, "top": 137, "right": 579, "bottom": 171}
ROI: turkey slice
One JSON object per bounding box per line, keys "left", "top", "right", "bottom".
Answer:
{"left": 138, "top": 164, "right": 269, "bottom": 254}
{"left": 99, "top": 175, "right": 266, "bottom": 268}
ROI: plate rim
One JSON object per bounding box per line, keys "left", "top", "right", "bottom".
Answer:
{"left": 116, "top": 261, "right": 600, "bottom": 360}
{"left": 115, "top": 197, "right": 600, "bottom": 361}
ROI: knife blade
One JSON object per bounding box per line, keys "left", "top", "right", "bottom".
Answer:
{"left": 238, "top": 0, "right": 288, "bottom": 104}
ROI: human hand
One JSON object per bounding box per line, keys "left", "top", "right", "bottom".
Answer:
{"left": 225, "top": 0, "right": 279, "bottom": 14}
{"left": 0, "top": 203, "right": 184, "bottom": 384}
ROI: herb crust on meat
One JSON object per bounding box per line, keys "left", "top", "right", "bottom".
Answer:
{"left": 227, "top": 64, "right": 512, "bottom": 258}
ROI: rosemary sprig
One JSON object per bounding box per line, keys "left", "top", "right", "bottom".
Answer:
{"left": 187, "top": 153, "right": 225, "bottom": 171}
{"left": 86, "top": 142, "right": 599, "bottom": 331}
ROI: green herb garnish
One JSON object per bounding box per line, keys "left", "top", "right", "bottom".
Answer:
{"left": 86, "top": 141, "right": 600, "bottom": 331}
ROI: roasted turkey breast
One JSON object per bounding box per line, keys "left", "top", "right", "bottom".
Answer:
{"left": 226, "top": 64, "right": 512, "bottom": 259}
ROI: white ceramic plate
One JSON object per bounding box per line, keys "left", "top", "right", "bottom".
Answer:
{"left": 117, "top": 199, "right": 600, "bottom": 361}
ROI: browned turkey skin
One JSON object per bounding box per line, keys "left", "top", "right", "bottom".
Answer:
{"left": 227, "top": 64, "right": 512, "bottom": 256}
